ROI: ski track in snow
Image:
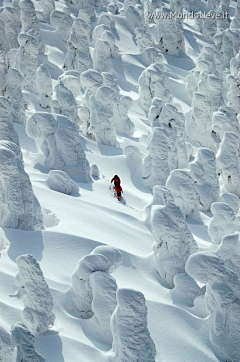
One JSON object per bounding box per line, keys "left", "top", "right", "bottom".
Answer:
{"left": 1, "top": 0, "right": 235, "bottom": 361}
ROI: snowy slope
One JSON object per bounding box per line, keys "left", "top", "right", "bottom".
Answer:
{"left": 0, "top": 0, "right": 238, "bottom": 361}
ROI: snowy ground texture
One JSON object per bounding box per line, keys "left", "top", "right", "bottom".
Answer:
{"left": 0, "top": 0, "right": 240, "bottom": 361}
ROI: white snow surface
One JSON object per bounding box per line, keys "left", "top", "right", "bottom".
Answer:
{"left": 1, "top": 0, "right": 239, "bottom": 361}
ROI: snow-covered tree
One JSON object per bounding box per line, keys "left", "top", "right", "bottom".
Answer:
{"left": 58, "top": 71, "right": 81, "bottom": 99}
{"left": 15, "top": 254, "right": 55, "bottom": 335}
{"left": 151, "top": 187, "right": 197, "bottom": 288}
{"left": 19, "top": 0, "right": 45, "bottom": 53}
{"left": 79, "top": 69, "right": 103, "bottom": 136}
{"left": 231, "top": 0, "right": 240, "bottom": 31}
{"left": 50, "top": 9, "right": 73, "bottom": 42}
{"left": 125, "top": 5, "right": 144, "bottom": 32}
{"left": 101, "top": 30, "right": 119, "bottom": 58}
{"left": 97, "top": 13, "right": 115, "bottom": 30}
{"left": 169, "top": 0, "right": 183, "bottom": 12}
{"left": 226, "top": 51, "right": 240, "bottom": 115}
{"left": 92, "top": 24, "right": 110, "bottom": 43}
{"left": 70, "top": 246, "right": 122, "bottom": 319}
{"left": 220, "top": 192, "right": 240, "bottom": 213}
{"left": 212, "top": 106, "right": 239, "bottom": 144}
{"left": 107, "top": 2, "right": 120, "bottom": 14}
{"left": 5, "top": 67, "right": 25, "bottom": 125}
{"left": 189, "top": 148, "right": 220, "bottom": 211}
{"left": 116, "top": 96, "right": 134, "bottom": 135}
{"left": 143, "top": 102, "right": 188, "bottom": 189}
{"left": 156, "top": 7, "right": 185, "bottom": 55}
{"left": 124, "top": 0, "right": 141, "bottom": 9}
{"left": 217, "top": 232, "right": 240, "bottom": 278}
{"left": 202, "top": 13, "right": 217, "bottom": 43}
{"left": 64, "top": 18, "right": 93, "bottom": 74}
{"left": 185, "top": 70, "right": 200, "bottom": 98}
{"left": 0, "top": 51, "right": 8, "bottom": 96}
{"left": 208, "top": 200, "right": 240, "bottom": 244}
{"left": 53, "top": 83, "right": 80, "bottom": 127}
{"left": 216, "top": 131, "right": 240, "bottom": 197}
{"left": 152, "top": 102, "right": 188, "bottom": 168}
{"left": 14, "top": 33, "right": 39, "bottom": 93}
{"left": 26, "top": 112, "right": 90, "bottom": 182}
{"left": 67, "top": 0, "right": 96, "bottom": 20}
{"left": 144, "top": 185, "right": 166, "bottom": 229}
{"left": 93, "top": 39, "right": 113, "bottom": 73}
{"left": 186, "top": 251, "right": 240, "bottom": 362}
{"left": 215, "top": 1, "right": 231, "bottom": 31}
{"left": 0, "top": 16, "right": 6, "bottom": 53}
{"left": 0, "top": 326, "right": 13, "bottom": 362}
{"left": 198, "top": 73, "right": 223, "bottom": 114}
{"left": 229, "top": 49, "right": 240, "bottom": 78}
{"left": 142, "top": 126, "right": 177, "bottom": 188}
{"left": 36, "top": 64, "right": 52, "bottom": 109}
{"left": 11, "top": 322, "right": 45, "bottom": 361}
{"left": 186, "top": 92, "right": 213, "bottom": 149}
{"left": 213, "top": 30, "right": 234, "bottom": 72}
{"left": 0, "top": 6, "right": 20, "bottom": 51}
{"left": 0, "top": 141, "right": 43, "bottom": 230}
{"left": 196, "top": 45, "right": 216, "bottom": 75}
{"left": 110, "top": 288, "right": 156, "bottom": 362}
{"left": 89, "top": 271, "right": 118, "bottom": 344}
{"left": 47, "top": 170, "right": 79, "bottom": 195}
{"left": 0, "top": 97, "right": 20, "bottom": 145}
{"left": 148, "top": 97, "right": 164, "bottom": 127}
{"left": 101, "top": 71, "right": 133, "bottom": 135}
{"left": 144, "top": 0, "right": 162, "bottom": 23}
{"left": 138, "top": 62, "right": 172, "bottom": 113}
{"left": 135, "top": 25, "right": 154, "bottom": 51}
{"left": 81, "top": 70, "right": 103, "bottom": 105}
{"left": 102, "top": 71, "right": 119, "bottom": 97}
{"left": 38, "top": 0, "right": 55, "bottom": 23}
{"left": 166, "top": 169, "right": 202, "bottom": 222}
{"left": 77, "top": 8, "right": 91, "bottom": 28}
{"left": 89, "top": 86, "right": 117, "bottom": 146}
{"left": 182, "top": 0, "right": 197, "bottom": 12}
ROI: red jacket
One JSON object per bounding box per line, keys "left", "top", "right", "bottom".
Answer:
{"left": 115, "top": 185, "right": 122, "bottom": 193}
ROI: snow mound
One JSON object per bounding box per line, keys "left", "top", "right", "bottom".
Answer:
{"left": 171, "top": 273, "right": 201, "bottom": 307}
{"left": 47, "top": 170, "right": 79, "bottom": 195}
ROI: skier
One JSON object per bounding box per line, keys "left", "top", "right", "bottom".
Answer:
{"left": 111, "top": 174, "right": 121, "bottom": 187}
{"left": 110, "top": 175, "right": 123, "bottom": 200}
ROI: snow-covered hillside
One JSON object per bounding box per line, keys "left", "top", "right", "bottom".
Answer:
{"left": 0, "top": 0, "right": 240, "bottom": 361}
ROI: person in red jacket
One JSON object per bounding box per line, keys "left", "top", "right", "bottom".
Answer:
{"left": 111, "top": 175, "right": 121, "bottom": 187}
{"left": 110, "top": 175, "right": 122, "bottom": 199}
